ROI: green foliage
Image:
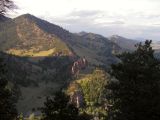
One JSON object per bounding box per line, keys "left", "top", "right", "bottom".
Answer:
{"left": 79, "top": 69, "right": 109, "bottom": 106}
{"left": 108, "top": 40, "right": 160, "bottom": 120}
{"left": 41, "top": 91, "right": 79, "bottom": 120}
{"left": 0, "top": 13, "right": 74, "bottom": 88}
{"left": 0, "top": 57, "right": 17, "bottom": 120}
{"left": 28, "top": 113, "right": 36, "bottom": 120}
{"left": 39, "top": 56, "right": 73, "bottom": 83}
{"left": 68, "top": 69, "right": 110, "bottom": 119}
{"left": 80, "top": 106, "right": 107, "bottom": 120}
{"left": 18, "top": 113, "right": 23, "bottom": 120}
{"left": 18, "top": 113, "right": 41, "bottom": 120}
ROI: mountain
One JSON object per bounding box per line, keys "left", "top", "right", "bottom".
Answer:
{"left": 109, "top": 35, "right": 160, "bottom": 59}
{"left": 18, "top": 14, "right": 121, "bottom": 66}
{"left": 0, "top": 14, "right": 122, "bottom": 114}
{"left": 152, "top": 41, "right": 160, "bottom": 59}
{"left": 0, "top": 14, "right": 75, "bottom": 114}
{"left": 0, "top": 15, "right": 11, "bottom": 22}
{"left": 152, "top": 41, "right": 160, "bottom": 50}
{"left": 109, "top": 35, "right": 160, "bottom": 51}
{"left": 2, "top": 13, "right": 160, "bottom": 115}
{"left": 109, "top": 35, "right": 139, "bottom": 51}
{"left": 75, "top": 32, "right": 121, "bottom": 66}
{"left": 75, "top": 31, "right": 88, "bottom": 36}
{"left": 0, "top": 14, "right": 72, "bottom": 56}
{"left": 0, "top": 13, "right": 121, "bottom": 66}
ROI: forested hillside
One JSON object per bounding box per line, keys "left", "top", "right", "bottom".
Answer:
{"left": 0, "top": 14, "right": 122, "bottom": 114}
{"left": 0, "top": 12, "right": 160, "bottom": 120}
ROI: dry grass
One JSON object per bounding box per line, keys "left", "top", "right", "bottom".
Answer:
{"left": 6, "top": 48, "right": 56, "bottom": 57}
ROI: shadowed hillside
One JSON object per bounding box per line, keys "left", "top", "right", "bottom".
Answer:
{"left": 109, "top": 35, "right": 139, "bottom": 51}
{"left": 0, "top": 14, "right": 123, "bottom": 114}
{"left": 0, "top": 14, "right": 122, "bottom": 66}
{"left": 0, "top": 51, "right": 75, "bottom": 114}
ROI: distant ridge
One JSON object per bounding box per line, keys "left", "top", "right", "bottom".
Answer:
{"left": 109, "top": 35, "right": 139, "bottom": 51}
{"left": 0, "top": 15, "right": 11, "bottom": 22}
{"left": 1, "top": 13, "right": 160, "bottom": 114}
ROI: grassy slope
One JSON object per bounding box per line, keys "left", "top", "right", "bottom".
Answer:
{"left": 19, "top": 14, "right": 121, "bottom": 66}
{"left": 0, "top": 14, "right": 122, "bottom": 115}
{"left": 0, "top": 15, "right": 74, "bottom": 114}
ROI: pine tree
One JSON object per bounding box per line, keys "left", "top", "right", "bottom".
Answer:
{"left": 0, "top": 57, "right": 17, "bottom": 120}
{"left": 41, "top": 91, "right": 79, "bottom": 120}
{"left": 108, "top": 40, "right": 160, "bottom": 120}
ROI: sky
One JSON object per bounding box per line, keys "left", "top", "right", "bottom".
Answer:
{"left": 8, "top": 0, "right": 160, "bottom": 40}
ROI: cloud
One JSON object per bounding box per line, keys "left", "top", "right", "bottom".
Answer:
{"left": 153, "top": 23, "right": 160, "bottom": 26}
{"left": 69, "top": 10, "right": 102, "bottom": 18}
{"left": 50, "top": 10, "right": 125, "bottom": 26}
{"left": 48, "top": 10, "right": 103, "bottom": 26}
{"left": 94, "top": 20, "right": 125, "bottom": 26}
{"left": 42, "top": 9, "right": 160, "bottom": 41}
{"left": 10, "top": 0, "right": 160, "bottom": 41}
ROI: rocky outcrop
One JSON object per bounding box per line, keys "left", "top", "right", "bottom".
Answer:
{"left": 71, "top": 57, "right": 88, "bottom": 75}
{"left": 70, "top": 91, "right": 84, "bottom": 108}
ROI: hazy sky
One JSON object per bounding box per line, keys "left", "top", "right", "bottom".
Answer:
{"left": 9, "top": 0, "right": 160, "bottom": 40}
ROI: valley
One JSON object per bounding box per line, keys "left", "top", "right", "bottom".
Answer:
{"left": 0, "top": 13, "right": 160, "bottom": 118}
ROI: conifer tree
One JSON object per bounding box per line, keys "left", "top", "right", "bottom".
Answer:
{"left": 41, "top": 91, "right": 79, "bottom": 120}
{"left": 108, "top": 40, "right": 160, "bottom": 120}
{"left": 0, "top": 57, "right": 17, "bottom": 120}
{"left": 0, "top": 0, "right": 17, "bottom": 119}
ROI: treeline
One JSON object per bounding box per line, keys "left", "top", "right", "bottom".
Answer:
{"left": 1, "top": 40, "right": 160, "bottom": 120}
{"left": 1, "top": 1, "right": 160, "bottom": 119}
{"left": 67, "top": 69, "right": 110, "bottom": 120}
{"left": 107, "top": 40, "right": 160, "bottom": 120}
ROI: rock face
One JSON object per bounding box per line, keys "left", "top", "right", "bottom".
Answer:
{"left": 71, "top": 57, "right": 88, "bottom": 76}
{"left": 70, "top": 91, "right": 84, "bottom": 108}
{"left": 0, "top": 14, "right": 123, "bottom": 114}
{"left": 67, "top": 82, "right": 84, "bottom": 108}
